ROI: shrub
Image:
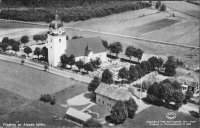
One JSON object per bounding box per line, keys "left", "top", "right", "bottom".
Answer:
{"left": 155, "top": 1, "right": 161, "bottom": 9}
{"left": 160, "top": 4, "right": 166, "bottom": 11}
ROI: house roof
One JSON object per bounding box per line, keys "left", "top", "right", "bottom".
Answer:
{"left": 65, "top": 36, "right": 106, "bottom": 57}
{"left": 95, "top": 83, "right": 132, "bottom": 101}
{"left": 66, "top": 107, "right": 91, "bottom": 122}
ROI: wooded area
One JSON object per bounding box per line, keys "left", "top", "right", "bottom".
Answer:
{"left": 0, "top": 1, "right": 152, "bottom": 22}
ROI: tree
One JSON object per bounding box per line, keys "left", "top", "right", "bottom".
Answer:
{"left": 135, "top": 65, "right": 143, "bottom": 78}
{"left": 140, "top": 61, "right": 148, "bottom": 74}
{"left": 24, "top": 46, "right": 32, "bottom": 57}
{"left": 158, "top": 57, "right": 164, "bottom": 67}
{"left": 12, "top": 43, "right": 19, "bottom": 52}
{"left": 109, "top": 42, "right": 123, "bottom": 57}
{"left": 40, "top": 34, "right": 47, "bottom": 43}
{"left": 9, "top": 39, "right": 16, "bottom": 46}
{"left": 171, "top": 80, "right": 181, "bottom": 90}
{"left": 94, "top": 57, "right": 102, "bottom": 68}
{"left": 184, "top": 90, "right": 194, "bottom": 103}
{"left": 69, "top": 54, "right": 75, "bottom": 68}
{"left": 84, "top": 62, "right": 94, "bottom": 73}
{"left": 2, "top": 37, "right": 9, "bottom": 44}
{"left": 34, "top": 47, "right": 41, "bottom": 58}
{"left": 148, "top": 56, "right": 159, "bottom": 71}
{"left": 155, "top": 1, "right": 161, "bottom": 9}
{"left": 21, "top": 59, "right": 25, "bottom": 65}
{"left": 118, "top": 67, "right": 129, "bottom": 80}
{"left": 88, "top": 76, "right": 101, "bottom": 93}
{"left": 75, "top": 59, "right": 84, "bottom": 71}
{"left": 33, "top": 34, "right": 40, "bottom": 43}
{"left": 83, "top": 119, "right": 102, "bottom": 128}
{"left": 172, "top": 90, "right": 185, "bottom": 109}
{"left": 164, "top": 56, "right": 177, "bottom": 76}
{"left": 60, "top": 54, "right": 68, "bottom": 68}
{"left": 109, "top": 100, "right": 128, "bottom": 124}
{"left": 160, "top": 4, "right": 166, "bottom": 11}
{"left": 102, "top": 40, "right": 108, "bottom": 49}
{"left": 125, "top": 46, "right": 135, "bottom": 60}
{"left": 125, "top": 98, "right": 138, "bottom": 119}
{"left": 129, "top": 65, "right": 138, "bottom": 81}
{"left": 134, "top": 48, "right": 144, "bottom": 62}
{"left": 21, "top": 35, "right": 29, "bottom": 46}
{"left": 41, "top": 46, "right": 48, "bottom": 59}
{"left": 101, "top": 69, "right": 113, "bottom": 84}
{"left": 145, "top": 61, "right": 151, "bottom": 73}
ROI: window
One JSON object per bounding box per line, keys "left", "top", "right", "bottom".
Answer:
{"left": 59, "top": 39, "right": 61, "bottom": 42}
{"left": 51, "top": 39, "right": 52, "bottom": 42}
{"left": 103, "top": 101, "right": 104, "bottom": 104}
{"left": 99, "top": 99, "right": 100, "bottom": 102}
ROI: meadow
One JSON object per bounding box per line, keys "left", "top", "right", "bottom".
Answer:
{"left": 116, "top": 105, "right": 199, "bottom": 128}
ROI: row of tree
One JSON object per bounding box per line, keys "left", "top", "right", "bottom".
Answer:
{"left": 102, "top": 40, "right": 144, "bottom": 62}
{"left": 0, "top": 1, "right": 152, "bottom": 22}
{"left": 33, "top": 34, "right": 47, "bottom": 43}
{"left": 60, "top": 54, "right": 102, "bottom": 73}
{"left": 144, "top": 79, "right": 193, "bottom": 110}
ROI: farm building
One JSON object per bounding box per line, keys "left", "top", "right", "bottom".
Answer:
{"left": 95, "top": 83, "right": 132, "bottom": 108}
{"left": 47, "top": 14, "right": 107, "bottom": 67}
{"left": 65, "top": 107, "right": 91, "bottom": 125}
{"left": 177, "top": 73, "right": 199, "bottom": 94}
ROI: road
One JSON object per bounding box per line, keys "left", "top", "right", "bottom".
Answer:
{"left": 0, "top": 54, "right": 92, "bottom": 83}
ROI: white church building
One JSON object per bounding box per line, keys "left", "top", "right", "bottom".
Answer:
{"left": 47, "top": 14, "right": 107, "bottom": 67}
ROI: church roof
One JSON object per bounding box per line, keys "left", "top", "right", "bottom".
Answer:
{"left": 66, "top": 36, "right": 106, "bottom": 57}
{"left": 95, "top": 83, "right": 132, "bottom": 101}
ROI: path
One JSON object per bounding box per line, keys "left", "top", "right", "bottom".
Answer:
{"left": 0, "top": 54, "right": 92, "bottom": 83}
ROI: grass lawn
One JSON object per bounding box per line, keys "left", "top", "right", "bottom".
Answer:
{"left": 0, "top": 87, "right": 29, "bottom": 115}
{"left": 0, "top": 59, "right": 79, "bottom": 100}
{"left": 29, "top": 83, "right": 88, "bottom": 118}
{"left": 116, "top": 105, "right": 199, "bottom": 128}
{"left": 88, "top": 104, "right": 110, "bottom": 119}
{"left": 0, "top": 105, "right": 79, "bottom": 127}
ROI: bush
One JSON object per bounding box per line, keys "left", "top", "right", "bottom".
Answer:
{"left": 160, "top": 4, "right": 166, "bottom": 11}
{"left": 40, "top": 94, "right": 56, "bottom": 105}
{"left": 155, "top": 1, "right": 161, "bottom": 9}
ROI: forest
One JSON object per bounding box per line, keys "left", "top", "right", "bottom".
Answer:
{"left": 0, "top": 1, "right": 152, "bottom": 23}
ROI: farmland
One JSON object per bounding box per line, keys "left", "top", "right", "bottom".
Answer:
{"left": 0, "top": 59, "right": 79, "bottom": 100}
{"left": 116, "top": 106, "right": 199, "bottom": 128}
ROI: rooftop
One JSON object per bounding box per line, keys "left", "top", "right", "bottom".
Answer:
{"left": 95, "top": 83, "right": 132, "bottom": 101}
{"left": 66, "top": 36, "right": 107, "bottom": 57}
{"left": 66, "top": 107, "right": 91, "bottom": 122}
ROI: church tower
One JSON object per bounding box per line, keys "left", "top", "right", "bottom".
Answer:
{"left": 47, "top": 14, "right": 66, "bottom": 67}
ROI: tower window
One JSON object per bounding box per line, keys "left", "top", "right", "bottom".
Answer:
{"left": 59, "top": 39, "right": 61, "bottom": 42}
{"left": 51, "top": 39, "right": 52, "bottom": 42}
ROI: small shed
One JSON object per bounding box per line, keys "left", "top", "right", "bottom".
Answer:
{"left": 65, "top": 108, "right": 91, "bottom": 125}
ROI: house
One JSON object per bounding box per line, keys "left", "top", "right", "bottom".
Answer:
{"left": 65, "top": 107, "right": 91, "bottom": 126}
{"left": 47, "top": 14, "right": 107, "bottom": 67}
{"left": 177, "top": 73, "right": 199, "bottom": 93}
{"left": 95, "top": 83, "right": 132, "bottom": 108}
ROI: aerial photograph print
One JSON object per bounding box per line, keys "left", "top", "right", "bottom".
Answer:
{"left": 0, "top": 0, "right": 199, "bottom": 128}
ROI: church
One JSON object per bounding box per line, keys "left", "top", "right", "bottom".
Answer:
{"left": 47, "top": 14, "right": 107, "bottom": 67}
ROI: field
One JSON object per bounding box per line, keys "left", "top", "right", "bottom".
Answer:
{"left": 116, "top": 106, "right": 199, "bottom": 128}
{"left": 163, "top": 1, "right": 200, "bottom": 19}
{"left": 0, "top": 59, "right": 89, "bottom": 126}
{"left": 0, "top": 59, "right": 79, "bottom": 100}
